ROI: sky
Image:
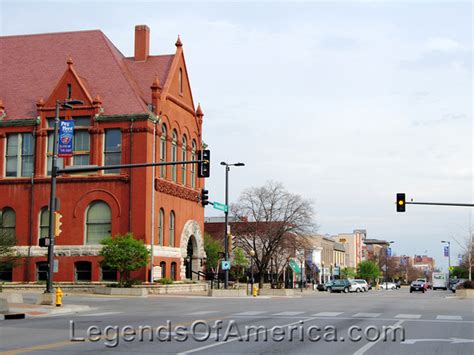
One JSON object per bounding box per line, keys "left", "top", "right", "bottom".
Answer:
{"left": 1, "top": 0, "right": 472, "bottom": 272}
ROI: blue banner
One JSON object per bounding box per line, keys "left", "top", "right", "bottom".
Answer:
{"left": 58, "top": 120, "right": 74, "bottom": 157}
{"left": 386, "top": 248, "right": 392, "bottom": 257}
{"left": 444, "top": 246, "right": 449, "bottom": 257}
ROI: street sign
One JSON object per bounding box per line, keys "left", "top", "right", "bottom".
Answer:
{"left": 289, "top": 259, "right": 301, "bottom": 273}
{"left": 213, "top": 202, "right": 228, "bottom": 212}
{"left": 53, "top": 259, "right": 59, "bottom": 273}
{"left": 58, "top": 120, "right": 74, "bottom": 157}
{"left": 221, "top": 260, "right": 231, "bottom": 270}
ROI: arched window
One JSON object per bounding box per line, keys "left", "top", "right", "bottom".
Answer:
{"left": 169, "top": 211, "right": 175, "bottom": 247}
{"left": 158, "top": 208, "right": 164, "bottom": 246}
{"left": 160, "top": 261, "right": 166, "bottom": 279}
{"left": 39, "top": 207, "right": 49, "bottom": 240}
{"left": 0, "top": 208, "right": 16, "bottom": 239}
{"left": 191, "top": 140, "right": 197, "bottom": 189}
{"left": 86, "top": 201, "right": 111, "bottom": 245}
{"left": 181, "top": 135, "right": 187, "bottom": 185}
{"left": 171, "top": 262, "right": 177, "bottom": 281}
{"left": 171, "top": 130, "right": 178, "bottom": 182}
{"left": 160, "top": 124, "right": 167, "bottom": 178}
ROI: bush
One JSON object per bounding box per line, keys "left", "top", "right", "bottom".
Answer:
{"left": 460, "top": 280, "right": 474, "bottom": 289}
{"left": 157, "top": 278, "right": 173, "bottom": 285}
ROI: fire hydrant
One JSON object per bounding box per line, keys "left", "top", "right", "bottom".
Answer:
{"left": 55, "top": 287, "right": 63, "bottom": 307}
{"left": 252, "top": 284, "right": 258, "bottom": 297}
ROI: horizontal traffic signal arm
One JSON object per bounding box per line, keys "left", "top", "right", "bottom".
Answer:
{"left": 406, "top": 201, "right": 474, "bottom": 207}
{"left": 56, "top": 160, "right": 206, "bottom": 175}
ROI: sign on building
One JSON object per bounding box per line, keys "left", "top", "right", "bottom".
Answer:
{"left": 58, "top": 120, "right": 74, "bottom": 157}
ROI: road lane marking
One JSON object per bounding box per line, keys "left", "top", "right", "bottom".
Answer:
{"left": 77, "top": 312, "right": 122, "bottom": 317}
{"left": 436, "top": 315, "right": 462, "bottom": 320}
{"left": 354, "top": 319, "right": 405, "bottom": 355}
{"left": 188, "top": 311, "right": 220, "bottom": 315}
{"left": 402, "top": 338, "right": 474, "bottom": 344}
{"left": 312, "top": 312, "right": 343, "bottom": 317}
{"left": 352, "top": 312, "right": 381, "bottom": 318}
{"left": 177, "top": 316, "right": 317, "bottom": 355}
{"left": 232, "top": 311, "right": 267, "bottom": 316}
{"left": 272, "top": 311, "right": 305, "bottom": 316}
{"left": 394, "top": 314, "right": 421, "bottom": 319}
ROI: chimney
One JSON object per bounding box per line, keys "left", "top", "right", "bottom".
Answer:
{"left": 134, "top": 25, "right": 150, "bottom": 61}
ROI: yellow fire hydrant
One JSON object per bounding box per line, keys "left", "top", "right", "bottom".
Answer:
{"left": 252, "top": 285, "right": 258, "bottom": 297}
{"left": 55, "top": 287, "right": 63, "bottom": 307}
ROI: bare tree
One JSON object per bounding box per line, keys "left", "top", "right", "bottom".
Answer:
{"left": 453, "top": 232, "right": 473, "bottom": 281}
{"left": 231, "top": 181, "right": 316, "bottom": 288}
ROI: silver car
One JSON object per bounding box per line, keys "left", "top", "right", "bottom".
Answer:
{"left": 353, "top": 279, "right": 369, "bottom": 292}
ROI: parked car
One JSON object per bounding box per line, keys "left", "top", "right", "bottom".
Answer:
{"left": 395, "top": 280, "right": 401, "bottom": 289}
{"left": 380, "top": 282, "right": 397, "bottom": 290}
{"left": 410, "top": 280, "right": 425, "bottom": 293}
{"left": 330, "top": 279, "right": 351, "bottom": 293}
{"left": 316, "top": 281, "right": 333, "bottom": 292}
{"left": 353, "top": 279, "right": 369, "bottom": 292}
{"left": 349, "top": 280, "right": 366, "bottom": 293}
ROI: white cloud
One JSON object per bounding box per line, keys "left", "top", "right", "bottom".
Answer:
{"left": 424, "top": 37, "right": 464, "bottom": 52}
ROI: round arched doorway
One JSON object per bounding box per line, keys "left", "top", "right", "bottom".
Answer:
{"left": 185, "top": 236, "right": 195, "bottom": 279}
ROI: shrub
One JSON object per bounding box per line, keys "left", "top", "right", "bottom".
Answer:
{"left": 460, "top": 280, "right": 474, "bottom": 289}
{"left": 157, "top": 278, "right": 173, "bottom": 285}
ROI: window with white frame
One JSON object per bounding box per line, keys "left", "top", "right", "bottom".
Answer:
{"left": 39, "top": 207, "right": 49, "bottom": 240}
{"left": 5, "top": 133, "right": 34, "bottom": 177}
{"left": 160, "top": 124, "right": 167, "bottom": 178}
{"left": 171, "top": 131, "right": 177, "bottom": 182}
{"left": 0, "top": 208, "right": 16, "bottom": 239}
{"left": 72, "top": 117, "right": 90, "bottom": 166}
{"left": 86, "top": 201, "right": 111, "bottom": 244}
{"left": 158, "top": 208, "right": 164, "bottom": 246}
{"left": 169, "top": 211, "right": 175, "bottom": 247}
{"left": 191, "top": 140, "right": 196, "bottom": 188}
{"left": 181, "top": 135, "right": 187, "bottom": 185}
{"left": 104, "top": 129, "right": 122, "bottom": 174}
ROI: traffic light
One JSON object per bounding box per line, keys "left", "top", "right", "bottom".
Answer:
{"left": 54, "top": 211, "right": 63, "bottom": 237}
{"left": 396, "top": 193, "right": 406, "bottom": 212}
{"left": 201, "top": 188, "right": 209, "bottom": 207}
{"left": 198, "top": 149, "right": 210, "bottom": 178}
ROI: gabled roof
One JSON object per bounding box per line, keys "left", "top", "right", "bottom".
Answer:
{"left": 0, "top": 30, "right": 175, "bottom": 119}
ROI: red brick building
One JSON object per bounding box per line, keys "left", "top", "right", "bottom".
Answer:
{"left": 0, "top": 25, "right": 206, "bottom": 283}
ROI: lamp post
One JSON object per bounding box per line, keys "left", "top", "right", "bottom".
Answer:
{"left": 385, "top": 241, "right": 395, "bottom": 290}
{"left": 220, "top": 161, "right": 245, "bottom": 289}
{"left": 46, "top": 99, "right": 83, "bottom": 294}
{"left": 249, "top": 249, "right": 255, "bottom": 294}
{"left": 441, "top": 240, "right": 451, "bottom": 283}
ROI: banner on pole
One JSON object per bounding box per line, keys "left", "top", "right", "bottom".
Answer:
{"left": 444, "top": 246, "right": 449, "bottom": 257}
{"left": 58, "top": 120, "right": 74, "bottom": 157}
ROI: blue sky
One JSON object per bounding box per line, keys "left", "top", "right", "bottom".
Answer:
{"left": 1, "top": 0, "right": 472, "bottom": 271}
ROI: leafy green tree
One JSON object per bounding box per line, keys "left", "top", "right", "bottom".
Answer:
{"left": 0, "top": 230, "right": 20, "bottom": 272}
{"left": 231, "top": 247, "right": 249, "bottom": 281}
{"left": 451, "top": 266, "right": 469, "bottom": 279}
{"left": 99, "top": 233, "right": 150, "bottom": 287}
{"left": 204, "top": 233, "right": 222, "bottom": 274}
{"left": 341, "top": 267, "right": 356, "bottom": 279}
{"left": 357, "top": 260, "right": 380, "bottom": 282}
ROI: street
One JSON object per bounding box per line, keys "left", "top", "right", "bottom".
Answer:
{"left": 1, "top": 289, "right": 473, "bottom": 354}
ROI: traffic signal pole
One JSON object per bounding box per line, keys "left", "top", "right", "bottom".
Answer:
{"left": 224, "top": 165, "right": 229, "bottom": 289}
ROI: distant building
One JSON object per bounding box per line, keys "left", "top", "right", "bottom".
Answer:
{"left": 333, "top": 230, "right": 366, "bottom": 268}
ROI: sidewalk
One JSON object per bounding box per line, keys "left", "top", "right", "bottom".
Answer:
{"left": 5, "top": 303, "right": 93, "bottom": 318}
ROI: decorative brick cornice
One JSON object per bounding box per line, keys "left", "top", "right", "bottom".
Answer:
{"left": 155, "top": 178, "right": 199, "bottom": 202}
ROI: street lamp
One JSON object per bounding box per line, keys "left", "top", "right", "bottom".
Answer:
{"left": 46, "top": 99, "right": 83, "bottom": 295}
{"left": 249, "top": 249, "right": 255, "bottom": 294}
{"left": 385, "top": 241, "right": 395, "bottom": 290}
{"left": 441, "top": 240, "right": 451, "bottom": 283}
{"left": 220, "top": 161, "right": 245, "bottom": 289}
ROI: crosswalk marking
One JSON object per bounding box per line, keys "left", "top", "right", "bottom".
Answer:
{"left": 232, "top": 311, "right": 267, "bottom": 316}
{"left": 352, "top": 312, "right": 381, "bottom": 318}
{"left": 189, "top": 311, "right": 220, "bottom": 315}
{"left": 272, "top": 311, "right": 305, "bottom": 316}
{"left": 78, "top": 312, "right": 122, "bottom": 317}
{"left": 395, "top": 314, "right": 422, "bottom": 319}
{"left": 436, "top": 315, "right": 462, "bottom": 320}
{"left": 313, "top": 312, "right": 344, "bottom": 317}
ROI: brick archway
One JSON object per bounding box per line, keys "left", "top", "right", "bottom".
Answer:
{"left": 179, "top": 220, "right": 205, "bottom": 280}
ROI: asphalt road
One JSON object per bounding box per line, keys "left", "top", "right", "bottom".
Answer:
{"left": 1, "top": 288, "right": 473, "bottom": 354}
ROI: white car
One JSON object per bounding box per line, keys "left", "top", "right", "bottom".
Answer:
{"left": 380, "top": 282, "right": 397, "bottom": 290}
{"left": 353, "top": 279, "right": 369, "bottom": 292}
{"left": 349, "top": 280, "right": 366, "bottom": 293}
